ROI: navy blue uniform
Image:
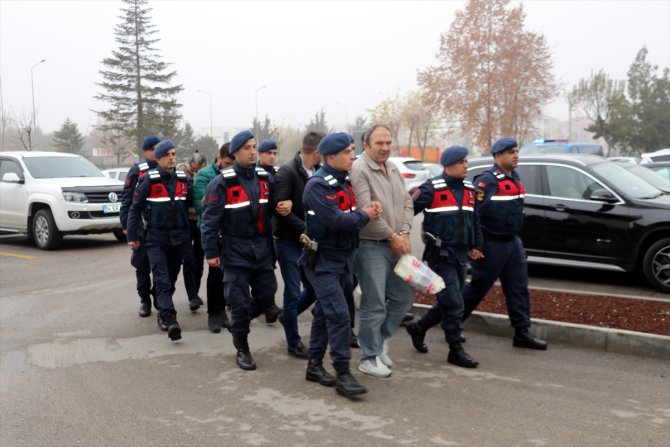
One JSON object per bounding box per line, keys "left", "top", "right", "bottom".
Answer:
{"left": 461, "top": 164, "right": 531, "bottom": 328}
{"left": 300, "top": 164, "right": 369, "bottom": 372}
{"left": 412, "top": 174, "right": 482, "bottom": 343}
{"left": 127, "top": 167, "right": 193, "bottom": 318}
{"left": 200, "top": 162, "right": 277, "bottom": 337}
{"left": 120, "top": 160, "right": 157, "bottom": 303}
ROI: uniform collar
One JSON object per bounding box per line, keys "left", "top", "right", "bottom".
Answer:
{"left": 234, "top": 161, "right": 256, "bottom": 179}
{"left": 322, "top": 163, "right": 348, "bottom": 183}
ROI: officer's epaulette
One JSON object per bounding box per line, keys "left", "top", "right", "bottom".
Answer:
{"left": 176, "top": 170, "right": 188, "bottom": 179}
{"left": 138, "top": 162, "right": 150, "bottom": 172}
{"left": 221, "top": 168, "right": 236, "bottom": 179}
{"left": 147, "top": 169, "right": 162, "bottom": 183}
{"left": 493, "top": 170, "right": 506, "bottom": 180}
{"left": 463, "top": 179, "right": 475, "bottom": 189}
{"left": 430, "top": 178, "right": 448, "bottom": 190}
{"left": 255, "top": 167, "right": 269, "bottom": 177}
{"left": 221, "top": 168, "right": 240, "bottom": 187}
{"left": 322, "top": 174, "right": 339, "bottom": 187}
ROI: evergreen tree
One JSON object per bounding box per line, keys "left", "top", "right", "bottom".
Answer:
{"left": 191, "top": 135, "right": 218, "bottom": 160}
{"left": 306, "top": 109, "right": 329, "bottom": 133}
{"left": 52, "top": 118, "right": 85, "bottom": 154}
{"left": 251, "top": 115, "right": 280, "bottom": 143}
{"left": 174, "top": 122, "right": 196, "bottom": 154}
{"left": 94, "top": 0, "right": 183, "bottom": 157}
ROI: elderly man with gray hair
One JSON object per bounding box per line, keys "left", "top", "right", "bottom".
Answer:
{"left": 350, "top": 124, "right": 415, "bottom": 378}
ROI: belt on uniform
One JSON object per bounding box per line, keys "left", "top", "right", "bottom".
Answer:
{"left": 361, "top": 239, "right": 389, "bottom": 244}
{"left": 483, "top": 230, "right": 515, "bottom": 242}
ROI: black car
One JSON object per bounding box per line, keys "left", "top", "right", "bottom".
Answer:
{"left": 467, "top": 155, "right": 670, "bottom": 293}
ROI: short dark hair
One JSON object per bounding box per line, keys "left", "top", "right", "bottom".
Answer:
{"left": 219, "top": 142, "right": 233, "bottom": 160}
{"left": 364, "top": 124, "right": 392, "bottom": 146}
{"left": 302, "top": 131, "right": 325, "bottom": 154}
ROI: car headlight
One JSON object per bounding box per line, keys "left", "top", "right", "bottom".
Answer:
{"left": 63, "top": 192, "right": 88, "bottom": 203}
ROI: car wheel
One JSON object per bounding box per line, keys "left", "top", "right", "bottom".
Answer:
{"left": 643, "top": 237, "right": 670, "bottom": 293}
{"left": 113, "top": 229, "right": 127, "bottom": 242}
{"left": 32, "top": 209, "right": 63, "bottom": 250}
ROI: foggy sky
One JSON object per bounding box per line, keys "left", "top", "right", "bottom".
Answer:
{"left": 1, "top": 0, "right": 669, "bottom": 139}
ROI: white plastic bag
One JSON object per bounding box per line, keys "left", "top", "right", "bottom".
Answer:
{"left": 393, "top": 254, "right": 445, "bottom": 295}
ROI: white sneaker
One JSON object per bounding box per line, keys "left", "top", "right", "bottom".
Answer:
{"left": 358, "top": 358, "right": 392, "bottom": 378}
{"left": 379, "top": 341, "right": 393, "bottom": 368}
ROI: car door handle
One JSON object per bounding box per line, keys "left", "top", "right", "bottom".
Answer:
{"left": 554, "top": 204, "right": 567, "bottom": 211}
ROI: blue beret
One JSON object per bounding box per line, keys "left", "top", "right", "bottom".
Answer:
{"left": 440, "top": 146, "right": 469, "bottom": 166}
{"left": 491, "top": 137, "right": 518, "bottom": 155}
{"left": 258, "top": 139, "right": 277, "bottom": 153}
{"left": 142, "top": 135, "right": 160, "bottom": 151}
{"left": 318, "top": 132, "right": 353, "bottom": 156}
{"left": 230, "top": 130, "right": 255, "bottom": 154}
{"left": 154, "top": 139, "right": 175, "bottom": 159}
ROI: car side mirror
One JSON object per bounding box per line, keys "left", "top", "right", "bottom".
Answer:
{"left": 589, "top": 188, "right": 618, "bottom": 203}
{"left": 2, "top": 172, "right": 23, "bottom": 184}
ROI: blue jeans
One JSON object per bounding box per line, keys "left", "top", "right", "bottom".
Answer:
{"left": 355, "top": 240, "right": 414, "bottom": 362}
{"left": 418, "top": 259, "right": 466, "bottom": 344}
{"left": 462, "top": 237, "right": 531, "bottom": 328}
{"left": 275, "top": 239, "right": 316, "bottom": 347}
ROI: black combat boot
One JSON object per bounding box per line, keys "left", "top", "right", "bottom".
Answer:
{"left": 265, "top": 304, "right": 282, "bottom": 324}
{"left": 138, "top": 298, "right": 151, "bottom": 317}
{"left": 163, "top": 313, "right": 181, "bottom": 341}
{"left": 157, "top": 313, "right": 168, "bottom": 331}
{"left": 334, "top": 368, "right": 367, "bottom": 397}
{"left": 406, "top": 322, "right": 428, "bottom": 353}
{"left": 208, "top": 312, "right": 222, "bottom": 333}
{"left": 306, "top": 358, "right": 335, "bottom": 387}
{"left": 447, "top": 343, "right": 479, "bottom": 368}
{"left": 513, "top": 327, "right": 548, "bottom": 350}
{"left": 189, "top": 297, "right": 203, "bottom": 312}
{"left": 233, "top": 335, "right": 256, "bottom": 370}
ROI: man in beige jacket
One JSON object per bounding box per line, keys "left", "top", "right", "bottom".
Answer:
{"left": 350, "top": 124, "right": 415, "bottom": 378}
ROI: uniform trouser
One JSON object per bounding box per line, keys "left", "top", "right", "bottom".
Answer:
{"left": 461, "top": 236, "right": 531, "bottom": 328}
{"left": 130, "top": 238, "right": 152, "bottom": 302}
{"left": 147, "top": 242, "right": 191, "bottom": 318}
{"left": 182, "top": 221, "right": 202, "bottom": 301}
{"left": 304, "top": 266, "right": 352, "bottom": 372}
{"left": 417, "top": 259, "right": 467, "bottom": 344}
{"left": 224, "top": 265, "right": 278, "bottom": 337}
{"left": 355, "top": 240, "right": 415, "bottom": 362}
{"left": 275, "top": 238, "right": 316, "bottom": 347}
{"left": 206, "top": 265, "right": 226, "bottom": 314}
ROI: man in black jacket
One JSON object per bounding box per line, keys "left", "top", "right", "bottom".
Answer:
{"left": 273, "top": 132, "right": 323, "bottom": 358}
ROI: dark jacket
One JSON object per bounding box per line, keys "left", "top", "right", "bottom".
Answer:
{"left": 119, "top": 159, "right": 157, "bottom": 230}
{"left": 127, "top": 166, "right": 193, "bottom": 247}
{"left": 272, "top": 152, "right": 320, "bottom": 241}
{"left": 200, "top": 162, "right": 274, "bottom": 269}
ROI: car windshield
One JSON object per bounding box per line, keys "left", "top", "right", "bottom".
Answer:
{"left": 24, "top": 156, "right": 104, "bottom": 179}
{"left": 626, "top": 165, "right": 670, "bottom": 193}
{"left": 591, "top": 161, "right": 663, "bottom": 199}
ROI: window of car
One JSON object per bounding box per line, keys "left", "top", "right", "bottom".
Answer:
{"left": 546, "top": 165, "right": 603, "bottom": 200}
{"left": 403, "top": 160, "right": 426, "bottom": 171}
{"left": 515, "top": 165, "right": 541, "bottom": 195}
{"left": 0, "top": 159, "right": 23, "bottom": 181}
{"left": 591, "top": 161, "right": 663, "bottom": 199}
{"left": 23, "top": 156, "right": 104, "bottom": 179}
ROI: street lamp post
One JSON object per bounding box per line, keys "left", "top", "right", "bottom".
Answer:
{"left": 197, "top": 89, "right": 213, "bottom": 138}
{"left": 254, "top": 85, "right": 267, "bottom": 136}
{"left": 31, "top": 59, "right": 46, "bottom": 132}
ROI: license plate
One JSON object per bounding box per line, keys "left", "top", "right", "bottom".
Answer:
{"left": 103, "top": 204, "right": 121, "bottom": 213}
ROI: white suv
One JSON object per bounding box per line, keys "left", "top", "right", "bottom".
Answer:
{"left": 0, "top": 151, "right": 125, "bottom": 249}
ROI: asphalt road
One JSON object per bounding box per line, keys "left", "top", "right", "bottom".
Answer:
{"left": 1, "top": 233, "right": 669, "bottom": 446}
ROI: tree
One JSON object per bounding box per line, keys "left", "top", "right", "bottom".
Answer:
{"left": 252, "top": 115, "right": 281, "bottom": 143}
{"left": 625, "top": 47, "right": 670, "bottom": 153}
{"left": 418, "top": 0, "right": 556, "bottom": 152}
{"left": 174, "top": 122, "right": 195, "bottom": 154}
{"left": 305, "top": 109, "right": 329, "bottom": 133}
{"left": 52, "top": 118, "right": 85, "bottom": 154}
{"left": 569, "top": 71, "right": 626, "bottom": 156}
{"left": 94, "top": 0, "right": 183, "bottom": 158}
{"left": 191, "top": 135, "right": 218, "bottom": 160}
{"left": 369, "top": 94, "right": 403, "bottom": 154}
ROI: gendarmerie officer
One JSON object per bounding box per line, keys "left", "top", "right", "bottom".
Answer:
{"left": 200, "top": 130, "right": 278, "bottom": 371}
{"left": 120, "top": 134, "right": 159, "bottom": 317}
{"left": 461, "top": 137, "right": 547, "bottom": 350}
{"left": 406, "top": 146, "right": 483, "bottom": 368}
{"left": 301, "top": 132, "right": 382, "bottom": 398}
{"left": 127, "top": 139, "right": 194, "bottom": 341}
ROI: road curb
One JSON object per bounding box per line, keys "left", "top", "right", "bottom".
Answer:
{"left": 413, "top": 304, "right": 670, "bottom": 361}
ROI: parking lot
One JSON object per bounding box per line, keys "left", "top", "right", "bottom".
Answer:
{"left": 1, "top": 233, "right": 669, "bottom": 446}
